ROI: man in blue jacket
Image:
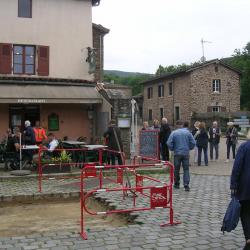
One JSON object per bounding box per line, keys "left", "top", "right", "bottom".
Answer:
{"left": 167, "top": 121, "right": 196, "bottom": 191}
{"left": 231, "top": 131, "right": 250, "bottom": 250}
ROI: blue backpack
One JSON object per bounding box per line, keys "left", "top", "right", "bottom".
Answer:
{"left": 221, "top": 196, "right": 241, "bottom": 233}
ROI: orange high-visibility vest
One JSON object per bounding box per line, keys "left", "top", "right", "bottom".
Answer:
{"left": 34, "top": 127, "right": 47, "bottom": 143}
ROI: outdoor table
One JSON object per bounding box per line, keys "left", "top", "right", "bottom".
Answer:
{"left": 20, "top": 145, "right": 39, "bottom": 169}
{"left": 82, "top": 145, "right": 108, "bottom": 163}
{"left": 62, "top": 141, "right": 86, "bottom": 167}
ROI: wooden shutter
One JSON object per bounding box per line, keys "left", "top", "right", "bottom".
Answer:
{"left": 207, "top": 106, "right": 212, "bottom": 112}
{"left": 37, "top": 46, "right": 49, "bottom": 76}
{"left": 221, "top": 106, "right": 227, "bottom": 112}
{"left": 0, "top": 43, "right": 12, "bottom": 74}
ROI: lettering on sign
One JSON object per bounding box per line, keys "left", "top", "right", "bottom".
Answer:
{"left": 139, "top": 130, "right": 159, "bottom": 159}
{"left": 17, "top": 99, "right": 46, "bottom": 103}
{"left": 150, "top": 186, "right": 168, "bottom": 208}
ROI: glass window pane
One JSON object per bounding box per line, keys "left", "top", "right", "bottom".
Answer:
{"left": 25, "top": 46, "right": 34, "bottom": 55}
{"left": 14, "top": 64, "right": 23, "bottom": 74}
{"left": 14, "top": 55, "right": 23, "bottom": 64}
{"left": 25, "top": 65, "right": 34, "bottom": 74}
{"left": 25, "top": 55, "right": 34, "bottom": 64}
{"left": 18, "top": 0, "right": 32, "bottom": 18}
{"left": 14, "top": 46, "right": 23, "bottom": 55}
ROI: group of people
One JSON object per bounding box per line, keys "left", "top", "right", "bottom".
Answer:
{"left": 139, "top": 118, "right": 241, "bottom": 192}
{"left": 3, "top": 121, "right": 58, "bottom": 164}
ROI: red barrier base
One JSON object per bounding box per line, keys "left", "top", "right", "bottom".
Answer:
{"left": 80, "top": 232, "right": 88, "bottom": 240}
{"left": 161, "top": 221, "right": 181, "bottom": 227}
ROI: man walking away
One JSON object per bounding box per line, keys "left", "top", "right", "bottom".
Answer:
{"left": 103, "top": 120, "right": 124, "bottom": 165}
{"left": 208, "top": 121, "right": 221, "bottom": 161}
{"left": 159, "top": 117, "right": 171, "bottom": 161}
{"left": 167, "top": 121, "right": 196, "bottom": 191}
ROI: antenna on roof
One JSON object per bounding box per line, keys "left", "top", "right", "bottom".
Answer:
{"left": 201, "top": 38, "right": 212, "bottom": 63}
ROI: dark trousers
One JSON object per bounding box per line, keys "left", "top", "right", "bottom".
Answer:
{"left": 241, "top": 201, "right": 250, "bottom": 241}
{"left": 110, "top": 152, "right": 123, "bottom": 165}
{"left": 227, "top": 142, "right": 236, "bottom": 159}
{"left": 198, "top": 146, "right": 208, "bottom": 166}
{"left": 161, "top": 143, "right": 169, "bottom": 161}
{"left": 209, "top": 142, "right": 219, "bottom": 160}
{"left": 174, "top": 154, "right": 190, "bottom": 187}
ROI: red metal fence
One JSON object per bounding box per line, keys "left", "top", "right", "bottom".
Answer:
{"left": 80, "top": 161, "right": 180, "bottom": 240}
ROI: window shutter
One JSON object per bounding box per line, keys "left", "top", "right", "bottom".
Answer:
{"left": 221, "top": 106, "right": 226, "bottom": 112}
{"left": 219, "top": 80, "right": 221, "bottom": 93}
{"left": 207, "top": 106, "right": 212, "bottom": 112}
{"left": 37, "top": 46, "right": 49, "bottom": 76}
{"left": 0, "top": 43, "right": 12, "bottom": 74}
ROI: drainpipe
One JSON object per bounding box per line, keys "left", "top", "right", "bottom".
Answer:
{"left": 172, "top": 79, "right": 175, "bottom": 127}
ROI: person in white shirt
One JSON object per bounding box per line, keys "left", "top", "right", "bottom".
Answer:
{"left": 46, "top": 133, "right": 59, "bottom": 152}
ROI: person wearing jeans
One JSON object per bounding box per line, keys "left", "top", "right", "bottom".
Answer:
{"left": 230, "top": 130, "right": 250, "bottom": 250}
{"left": 167, "top": 121, "right": 196, "bottom": 191}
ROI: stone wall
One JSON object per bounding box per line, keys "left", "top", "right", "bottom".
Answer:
{"left": 143, "top": 62, "right": 241, "bottom": 127}
{"left": 92, "top": 24, "right": 109, "bottom": 82}
{"left": 190, "top": 63, "right": 240, "bottom": 113}
{"left": 111, "top": 98, "right": 131, "bottom": 157}
{"left": 143, "top": 73, "right": 191, "bottom": 126}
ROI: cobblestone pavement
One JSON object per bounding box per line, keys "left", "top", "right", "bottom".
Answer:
{"left": 0, "top": 172, "right": 245, "bottom": 249}
{"left": 0, "top": 137, "right": 246, "bottom": 249}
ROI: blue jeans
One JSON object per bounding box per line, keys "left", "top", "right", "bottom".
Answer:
{"left": 198, "top": 146, "right": 208, "bottom": 166}
{"left": 174, "top": 154, "right": 190, "bottom": 187}
{"left": 209, "top": 142, "right": 219, "bottom": 160}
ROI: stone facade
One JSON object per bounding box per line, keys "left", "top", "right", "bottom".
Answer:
{"left": 142, "top": 60, "right": 241, "bottom": 126}
{"left": 92, "top": 24, "right": 109, "bottom": 82}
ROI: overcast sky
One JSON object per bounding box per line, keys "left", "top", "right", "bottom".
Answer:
{"left": 92, "top": 0, "right": 250, "bottom": 74}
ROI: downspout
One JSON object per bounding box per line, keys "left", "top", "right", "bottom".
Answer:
{"left": 172, "top": 79, "right": 175, "bottom": 127}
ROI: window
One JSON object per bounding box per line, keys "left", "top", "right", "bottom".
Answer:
{"left": 147, "top": 87, "right": 153, "bottom": 99}
{"left": 212, "top": 106, "right": 221, "bottom": 113}
{"left": 175, "top": 106, "right": 180, "bottom": 121}
{"left": 168, "top": 82, "right": 173, "bottom": 95}
{"left": 160, "top": 108, "right": 164, "bottom": 119}
{"left": 18, "top": 0, "right": 32, "bottom": 18}
{"left": 212, "top": 79, "right": 221, "bottom": 93}
{"left": 148, "top": 109, "right": 153, "bottom": 121}
{"left": 13, "top": 45, "right": 35, "bottom": 75}
{"left": 158, "top": 85, "right": 164, "bottom": 97}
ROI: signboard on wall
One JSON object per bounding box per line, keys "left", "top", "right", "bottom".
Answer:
{"left": 139, "top": 130, "right": 159, "bottom": 159}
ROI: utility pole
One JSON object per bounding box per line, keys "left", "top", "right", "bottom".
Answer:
{"left": 201, "top": 38, "right": 212, "bottom": 62}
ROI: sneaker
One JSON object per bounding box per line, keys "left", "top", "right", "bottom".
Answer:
{"left": 225, "top": 159, "right": 230, "bottom": 163}
{"left": 174, "top": 184, "right": 180, "bottom": 189}
{"left": 184, "top": 186, "right": 190, "bottom": 192}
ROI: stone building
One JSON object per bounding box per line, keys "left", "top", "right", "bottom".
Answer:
{"left": 0, "top": 0, "right": 112, "bottom": 142}
{"left": 142, "top": 59, "right": 241, "bottom": 126}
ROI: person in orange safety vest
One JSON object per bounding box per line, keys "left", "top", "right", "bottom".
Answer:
{"left": 33, "top": 121, "right": 47, "bottom": 145}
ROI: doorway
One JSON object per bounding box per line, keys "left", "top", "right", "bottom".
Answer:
{"left": 9, "top": 105, "right": 40, "bottom": 131}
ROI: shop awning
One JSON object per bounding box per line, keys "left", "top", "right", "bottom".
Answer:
{"left": 0, "top": 84, "right": 103, "bottom": 104}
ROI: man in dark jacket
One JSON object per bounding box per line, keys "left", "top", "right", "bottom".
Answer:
{"left": 231, "top": 131, "right": 250, "bottom": 250}
{"left": 103, "top": 120, "right": 124, "bottom": 165}
{"left": 159, "top": 117, "right": 171, "bottom": 161}
{"left": 208, "top": 121, "right": 221, "bottom": 161}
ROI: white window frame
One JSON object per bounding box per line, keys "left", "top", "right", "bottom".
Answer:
{"left": 212, "top": 106, "right": 221, "bottom": 112}
{"left": 212, "top": 79, "right": 221, "bottom": 93}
